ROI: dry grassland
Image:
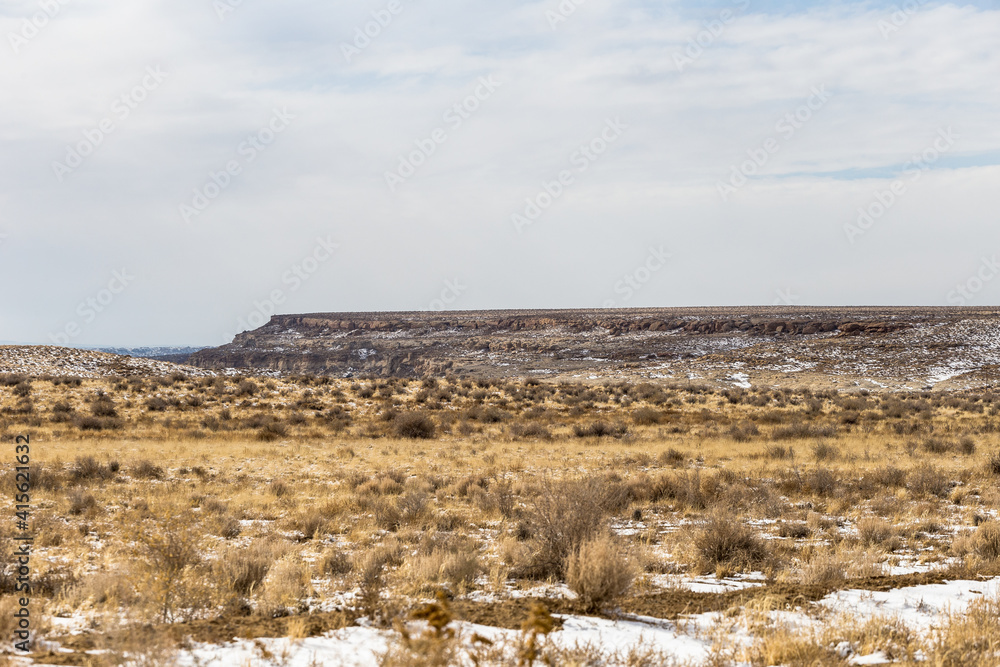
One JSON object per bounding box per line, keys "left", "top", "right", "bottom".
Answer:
{"left": 2, "top": 372, "right": 1000, "bottom": 665}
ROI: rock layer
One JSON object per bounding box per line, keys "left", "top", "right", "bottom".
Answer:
{"left": 187, "top": 307, "right": 1000, "bottom": 390}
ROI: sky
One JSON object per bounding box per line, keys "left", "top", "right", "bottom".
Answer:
{"left": 1, "top": 0, "right": 999, "bottom": 347}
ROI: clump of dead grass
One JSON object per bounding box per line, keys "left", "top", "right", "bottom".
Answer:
{"left": 565, "top": 532, "right": 636, "bottom": 611}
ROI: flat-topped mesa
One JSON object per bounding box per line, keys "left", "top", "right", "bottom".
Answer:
{"left": 263, "top": 311, "right": 911, "bottom": 337}
{"left": 185, "top": 307, "right": 998, "bottom": 383}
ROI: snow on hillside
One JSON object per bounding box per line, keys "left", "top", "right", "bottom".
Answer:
{"left": 0, "top": 345, "right": 214, "bottom": 378}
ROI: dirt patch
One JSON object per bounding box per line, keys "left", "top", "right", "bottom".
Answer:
{"left": 449, "top": 597, "right": 571, "bottom": 630}
{"left": 625, "top": 569, "right": 992, "bottom": 619}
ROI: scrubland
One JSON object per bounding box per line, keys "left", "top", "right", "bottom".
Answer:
{"left": 3, "top": 372, "right": 1000, "bottom": 665}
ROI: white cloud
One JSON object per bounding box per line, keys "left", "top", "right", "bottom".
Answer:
{"left": 0, "top": 0, "right": 998, "bottom": 345}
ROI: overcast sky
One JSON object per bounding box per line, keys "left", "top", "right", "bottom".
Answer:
{"left": 1, "top": 0, "right": 999, "bottom": 347}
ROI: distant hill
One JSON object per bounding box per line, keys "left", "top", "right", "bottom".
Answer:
{"left": 96, "top": 346, "right": 208, "bottom": 365}
{"left": 187, "top": 307, "right": 1000, "bottom": 391}
{"left": 0, "top": 346, "right": 213, "bottom": 379}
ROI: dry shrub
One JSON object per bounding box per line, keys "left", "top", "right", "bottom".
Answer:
{"left": 378, "top": 592, "right": 461, "bottom": 667}
{"left": 70, "top": 456, "right": 116, "bottom": 483}
{"left": 909, "top": 464, "right": 950, "bottom": 498}
{"left": 209, "top": 515, "right": 242, "bottom": 539}
{"left": 256, "top": 421, "right": 288, "bottom": 442}
{"left": 50, "top": 401, "right": 75, "bottom": 423}
{"left": 397, "top": 491, "right": 429, "bottom": 524}
{"left": 517, "top": 476, "right": 627, "bottom": 579}
{"left": 773, "top": 423, "right": 837, "bottom": 440}
{"left": 822, "top": 615, "right": 917, "bottom": 663}
{"left": 358, "top": 471, "right": 405, "bottom": 496}
{"left": 0, "top": 374, "right": 27, "bottom": 386}
{"left": 67, "top": 489, "right": 97, "bottom": 516}
{"left": 856, "top": 517, "right": 900, "bottom": 550}
{"left": 765, "top": 444, "right": 794, "bottom": 460}
{"left": 215, "top": 539, "right": 287, "bottom": 597}
{"left": 658, "top": 448, "right": 686, "bottom": 467}
{"left": 957, "top": 436, "right": 977, "bottom": 455}
{"left": 797, "top": 546, "right": 885, "bottom": 586}
{"left": 868, "top": 465, "right": 906, "bottom": 488}
{"left": 132, "top": 460, "right": 165, "bottom": 480}
{"left": 405, "top": 549, "right": 482, "bottom": 592}
{"left": 987, "top": 452, "right": 1000, "bottom": 477}
{"left": 572, "top": 421, "right": 629, "bottom": 439}
{"left": 0, "top": 595, "right": 50, "bottom": 652}
{"left": 393, "top": 411, "right": 437, "bottom": 439}
{"left": 660, "top": 469, "right": 721, "bottom": 509}
{"left": 923, "top": 594, "right": 1000, "bottom": 667}
{"left": 372, "top": 498, "right": 403, "bottom": 531}
{"left": 288, "top": 510, "right": 329, "bottom": 540}
{"left": 145, "top": 396, "right": 168, "bottom": 412}
{"left": 728, "top": 421, "right": 760, "bottom": 442}
{"left": 259, "top": 556, "right": 312, "bottom": 616}
{"left": 798, "top": 549, "right": 847, "bottom": 587}
{"left": 747, "top": 627, "right": 843, "bottom": 667}
{"left": 565, "top": 533, "right": 636, "bottom": 611}
{"left": 201, "top": 497, "right": 228, "bottom": 514}
{"left": 777, "top": 522, "right": 811, "bottom": 539}
{"left": 62, "top": 571, "right": 135, "bottom": 610}
{"left": 812, "top": 441, "right": 840, "bottom": 461}
{"left": 355, "top": 545, "right": 402, "bottom": 622}
{"left": 73, "top": 415, "right": 120, "bottom": 431}
{"left": 691, "top": 512, "right": 769, "bottom": 573}
{"left": 477, "top": 478, "right": 516, "bottom": 519}
{"left": 921, "top": 437, "right": 953, "bottom": 454}
{"left": 509, "top": 422, "right": 552, "bottom": 440}
{"left": 90, "top": 395, "right": 118, "bottom": 417}
{"left": 236, "top": 379, "right": 258, "bottom": 396}
{"left": 135, "top": 519, "right": 208, "bottom": 622}
{"left": 632, "top": 407, "right": 664, "bottom": 426}
{"left": 317, "top": 548, "right": 353, "bottom": 577}
{"left": 952, "top": 521, "right": 1000, "bottom": 561}
{"left": 806, "top": 467, "right": 838, "bottom": 496}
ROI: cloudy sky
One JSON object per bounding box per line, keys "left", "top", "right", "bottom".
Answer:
{"left": 1, "top": 0, "right": 998, "bottom": 347}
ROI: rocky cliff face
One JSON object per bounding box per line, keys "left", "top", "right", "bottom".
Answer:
{"left": 187, "top": 307, "right": 1000, "bottom": 390}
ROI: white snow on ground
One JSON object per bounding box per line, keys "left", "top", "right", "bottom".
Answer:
{"left": 927, "top": 367, "right": 975, "bottom": 385}
{"left": 650, "top": 572, "right": 767, "bottom": 594}
{"left": 130, "top": 578, "right": 1000, "bottom": 666}
{"left": 728, "top": 373, "right": 751, "bottom": 388}
{"left": 170, "top": 616, "right": 714, "bottom": 667}
{"left": 817, "top": 578, "right": 1000, "bottom": 631}
{"left": 173, "top": 627, "right": 390, "bottom": 667}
